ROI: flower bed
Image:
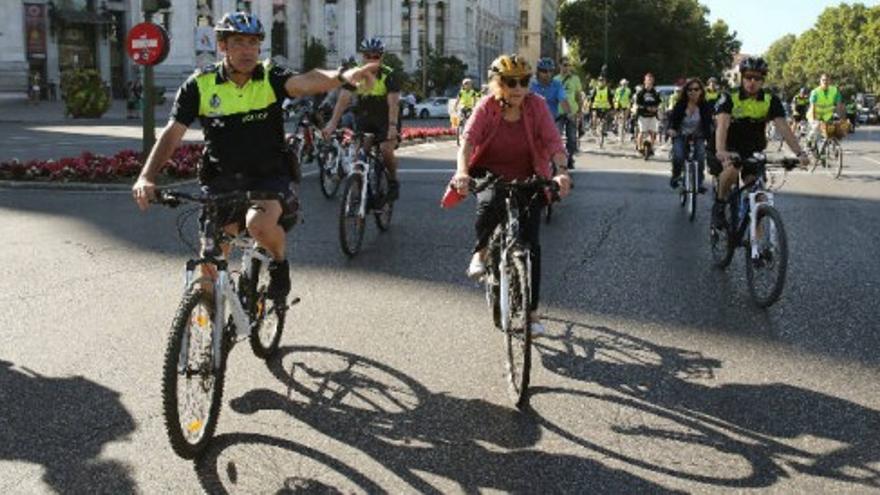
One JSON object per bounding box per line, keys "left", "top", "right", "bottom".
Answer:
{"left": 0, "top": 127, "right": 455, "bottom": 183}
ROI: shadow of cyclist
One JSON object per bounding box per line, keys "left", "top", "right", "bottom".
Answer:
{"left": 0, "top": 359, "right": 137, "bottom": 493}
{"left": 209, "top": 345, "right": 683, "bottom": 493}
{"left": 532, "top": 318, "right": 880, "bottom": 490}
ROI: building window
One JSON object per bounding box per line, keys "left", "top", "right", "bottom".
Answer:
{"left": 356, "top": 0, "right": 367, "bottom": 47}
{"left": 520, "top": 10, "right": 528, "bottom": 29}
{"left": 272, "top": 0, "right": 286, "bottom": 57}
{"left": 435, "top": 2, "right": 445, "bottom": 54}
{"left": 236, "top": 1, "right": 252, "bottom": 12}
{"left": 401, "top": 1, "right": 410, "bottom": 51}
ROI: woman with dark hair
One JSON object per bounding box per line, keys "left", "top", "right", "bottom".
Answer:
{"left": 667, "top": 77, "right": 713, "bottom": 191}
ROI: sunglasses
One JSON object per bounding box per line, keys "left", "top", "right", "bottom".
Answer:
{"left": 363, "top": 53, "right": 381, "bottom": 60}
{"left": 537, "top": 69, "right": 551, "bottom": 74}
{"left": 743, "top": 74, "right": 764, "bottom": 82}
{"left": 502, "top": 76, "right": 531, "bottom": 88}
{"left": 687, "top": 87, "right": 702, "bottom": 93}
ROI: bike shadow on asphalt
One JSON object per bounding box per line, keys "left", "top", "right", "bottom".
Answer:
{"left": 0, "top": 359, "right": 137, "bottom": 493}
{"left": 528, "top": 317, "right": 880, "bottom": 491}
{"left": 193, "top": 345, "right": 684, "bottom": 494}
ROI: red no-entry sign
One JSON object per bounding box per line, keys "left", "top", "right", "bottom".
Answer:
{"left": 126, "top": 22, "right": 170, "bottom": 66}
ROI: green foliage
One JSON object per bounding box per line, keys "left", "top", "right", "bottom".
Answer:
{"left": 559, "top": 0, "right": 740, "bottom": 84}
{"left": 765, "top": 34, "right": 797, "bottom": 94}
{"left": 382, "top": 52, "right": 411, "bottom": 87}
{"left": 772, "top": 3, "right": 880, "bottom": 97}
{"left": 303, "top": 37, "right": 327, "bottom": 72}
{"left": 60, "top": 69, "right": 110, "bottom": 118}
{"left": 425, "top": 49, "right": 467, "bottom": 95}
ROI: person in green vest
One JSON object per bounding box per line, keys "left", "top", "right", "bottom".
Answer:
{"left": 806, "top": 73, "right": 846, "bottom": 146}
{"left": 554, "top": 59, "right": 584, "bottom": 167}
{"left": 325, "top": 37, "right": 404, "bottom": 201}
{"left": 705, "top": 77, "right": 721, "bottom": 106}
{"left": 712, "top": 57, "right": 809, "bottom": 229}
{"left": 453, "top": 77, "right": 480, "bottom": 119}
{"left": 614, "top": 78, "right": 633, "bottom": 135}
{"left": 845, "top": 95, "right": 858, "bottom": 133}
{"left": 588, "top": 76, "right": 613, "bottom": 136}
{"left": 132, "top": 12, "right": 377, "bottom": 301}
{"left": 789, "top": 87, "right": 810, "bottom": 135}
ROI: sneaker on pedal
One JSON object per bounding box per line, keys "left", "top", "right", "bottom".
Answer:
{"left": 466, "top": 253, "right": 486, "bottom": 279}
{"left": 267, "top": 260, "right": 290, "bottom": 301}
{"left": 669, "top": 175, "right": 681, "bottom": 189}
{"left": 387, "top": 180, "right": 400, "bottom": 202}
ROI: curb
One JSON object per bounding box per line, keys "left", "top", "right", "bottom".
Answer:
{"left": 0, "top": 178, "right": 197, "bottom": 192}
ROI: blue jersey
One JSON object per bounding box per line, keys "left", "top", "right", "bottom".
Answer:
{"left": 530, "top": 78, "right": 567, "bottom": 119}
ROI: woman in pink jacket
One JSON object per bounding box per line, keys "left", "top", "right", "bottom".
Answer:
{"left": 450, "top": 54, "right": 571, "bottom": 334}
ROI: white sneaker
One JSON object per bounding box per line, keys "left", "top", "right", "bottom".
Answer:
{"left": 529, "top": 321, "right": 546, "bottom": 337}
{"left": 466, "top": 255, "right": 486, "bottom": 279}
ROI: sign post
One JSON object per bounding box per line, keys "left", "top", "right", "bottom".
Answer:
{"left": 126, "top": 18, "right": 169, "bottom": 158}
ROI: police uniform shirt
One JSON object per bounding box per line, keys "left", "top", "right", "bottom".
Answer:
{"left": 170, "top": 60, "right": 293, "bottom": 181}
{"left": 715, "top": 88, "right": 786, "bottom": 157}
{"left": 354, "top": 65, "right": 402, "bottom": 123}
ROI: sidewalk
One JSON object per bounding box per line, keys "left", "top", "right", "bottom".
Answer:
{"left": 0, "top": 92, "right": 175, "bottom": 124}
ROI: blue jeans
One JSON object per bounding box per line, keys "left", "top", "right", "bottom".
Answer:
{"left": 557, "top": 114, "right": 578, "bottom": 167}
{"left": 672, "top": 135, "right": 706, "bottom": 184}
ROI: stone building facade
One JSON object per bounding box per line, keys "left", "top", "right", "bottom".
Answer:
{"left": 0, "top": 0, "right": 524, "bottom": 97}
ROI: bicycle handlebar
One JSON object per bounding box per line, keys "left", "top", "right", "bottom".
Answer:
{"left": 151, "top": 189, "right": 283, "bottom": 208}
{"left": 728, "top": 153, "right": 801, "bottom": 171}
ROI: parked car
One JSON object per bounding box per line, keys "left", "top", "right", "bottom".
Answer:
{"left": 413, "top": 97, "right": 450, "bottom": 119}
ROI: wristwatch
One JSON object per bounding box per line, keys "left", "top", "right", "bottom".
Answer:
{"left": 336, "top": 67, "right": 356, "bottom": 91}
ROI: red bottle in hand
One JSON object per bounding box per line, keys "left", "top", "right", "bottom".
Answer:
{"left": 440, "top": 184, "right": 466, "bottom": 209}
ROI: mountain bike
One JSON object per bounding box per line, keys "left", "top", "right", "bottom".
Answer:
{"left": 809, "top": 120, "right": 845, "bottom": 179}
{"left": 153, "top": 189, "right": 299, "bottom": 459}
{"left": 474, "top": 175, "right": 559, "bottom": 408}
{"left": 287, "top": 100, "right": 323, "bottom": 168}
{"left": 678, "top": 136, "right": 702, "bottom": 222}
{"left": 317, "top": 129, "right": 352, "bottom": 198}
{"left": 709, "top": 153, "right": 800, "bottom": 308}
{"left": 338, "top": 133, "right": 394, "bottom": 257}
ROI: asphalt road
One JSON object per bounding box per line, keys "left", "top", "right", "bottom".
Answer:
{"left": 1, "top": 128, "right": 879, "bottom": 493}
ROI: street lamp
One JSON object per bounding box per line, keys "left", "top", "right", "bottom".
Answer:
{"left": 603, "top": 0, "right": 609, "bottom": 69}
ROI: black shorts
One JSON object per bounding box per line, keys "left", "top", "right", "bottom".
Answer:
{"left": 355, "top": 116, "right": 402, "bottom": 147}
{"left": 200, "top": 175, "right": 298, "bottom": 232}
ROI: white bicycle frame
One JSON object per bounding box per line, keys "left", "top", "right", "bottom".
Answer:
{"left": 748, "top": 188, "right": 775, "bottom": 261}
{"left": 347, "top": 142, "right": 377, "bottom": 218}
{"left": 180, "top": 234, "right": 273, "bottom": 372}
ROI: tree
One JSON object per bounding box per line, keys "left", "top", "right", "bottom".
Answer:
{"left": 425, "top": 50, "right": 467, "bottom": 96}
{"left": 302, "top": 37, "right": 327, "bottom": 72}
{"left": 764, "top": 34, "right": 797, "bottom": 94}
{"left": 559, "top": 0, "right": 740, "bottom": 84}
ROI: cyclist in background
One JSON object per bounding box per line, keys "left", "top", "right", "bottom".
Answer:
{"left": 588, "top": 76, "right": 613, "bottom": 136}
{"left": 705, "top": 77, "right": 721, "bottom": 106}
{"left": 806, "top": 73, "right": 846, "bottom": 148}
{"left": 789, "top": 87, "right": 810, "bottom": 135}
{"left": 634, "top": 73, "right": 661, "bottom": 154}
{"left": 667, "top": 77, "right": 712, "bottom": 191}
{"left": 324, "top": 37, "right": 403, "bottom": 201}
{"left": 454, "top": 78, "right": 480, "bottom": 121}
{"left": 530, "top": 58, "right": 570, "bottom": 121}
{"left": 555, "top": 59, "right": 583, "bottom": 168}
{"left": 614, "top": 78, "right": 632, "bottom": 134}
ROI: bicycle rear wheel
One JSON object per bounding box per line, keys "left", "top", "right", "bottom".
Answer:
{"left": 162, "top": 287, "right": 227, "bottom": 459}
{"left": 246, "top": 256, "right": 286, "bottom": 359}
{"left": 745, "top": 205, "right": 788, "bottom": 308}
{"left": 503, "top": 252, "right": 532, "bottom": 409}
{"left": 339, "top": 174, "right": 366, "bottom": 257}
{"left": 318, "top": 146, "right": 342, "bottom": 198}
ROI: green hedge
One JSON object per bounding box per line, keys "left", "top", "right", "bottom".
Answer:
{"left": 61, "top": 69, "right": 111, "bottom": 118}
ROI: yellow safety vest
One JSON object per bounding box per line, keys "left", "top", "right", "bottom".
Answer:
{"left": 593, "top": 87, "right": 611, "bottom": 110}
{"left": 705, "top": 89, "right": 719, "bottom": 104}
{"left": 730, "top": 91, "right": 771, "bottom": 121}
{"left": 356, "top": 65, "right": 392, "bottom": 98}
{"left": 810, "top": 85, "right": 839, "bottom": 122}
{"left": 614, "top": 87, "right": 631, "bottom": 109}
{"left": 458, "top": 89, "right": 479, "bottom": 109}
{"left": 196, "top": 60, "right": 276, "bottom": 117}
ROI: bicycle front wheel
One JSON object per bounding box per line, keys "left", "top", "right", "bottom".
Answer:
{"left": 247, "top": 257, "right": 286, "bottom": 359}
{"left": 710, "top": 206, "right": 735, "bottom": 269}
{"left": 504, "top": 253, "right": 532, "bottom": 409}
{"left": 745, "top": 205, "right": 788, "bottom": 308}
{"left": 373, "top": 167, "right": 393, "bottom": 231}
{"left": 318, "top": 147, "right": 342, "bottom": 198}
{"left": 161, "top": 287, "right": 227, "bottom": 459}
{"left": 339, "top": 173, "right": 366, "bottom": 257}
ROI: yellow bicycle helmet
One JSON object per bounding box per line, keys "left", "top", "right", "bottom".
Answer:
{"left": 489, "top": 54, "right": 531, "bottom": 79}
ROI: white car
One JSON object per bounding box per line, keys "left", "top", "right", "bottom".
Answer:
{"left": 413, "top": 97, "right": 450, "bottom": 119}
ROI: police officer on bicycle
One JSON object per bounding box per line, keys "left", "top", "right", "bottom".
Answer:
{"left": 132, "top": 11, "right": 377, "bottom": 300}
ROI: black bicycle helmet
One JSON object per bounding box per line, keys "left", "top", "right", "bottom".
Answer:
{"left": 738, "top": 56, "right": 768, "bottom": 76}
{"left": 359, "top": 37, "right": 385, "bottom": 54}
{"left": 215, "top": 12, "right": 265, "bottom": 40}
